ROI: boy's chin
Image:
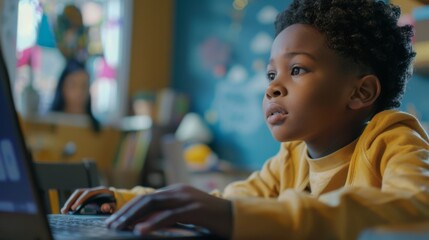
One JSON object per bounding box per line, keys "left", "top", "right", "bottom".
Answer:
{"left": 266, "top": 123, "right": 294, "bottom": 142}
{"left": 270, "top": 131, "right": 291, "bottom": 142}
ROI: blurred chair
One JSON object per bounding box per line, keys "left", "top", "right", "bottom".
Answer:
{"left": 34, "top": 159, "right": 100, "bottom": 214}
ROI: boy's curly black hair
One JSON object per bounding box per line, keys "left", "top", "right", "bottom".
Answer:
{"left": 275, "top": 0, "right": 416, "bottom": 113}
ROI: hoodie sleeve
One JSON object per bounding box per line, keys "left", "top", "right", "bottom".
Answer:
{"left": 109, "top": 186, "right": 155, "bottom": 210}
{"left": 230, "top": 187, "right": 429, "bottom": 240}
{"left": 230, "top": 111, "right": 429, "bottom": 240}
{"left": 222, "top": 143, "right": 294, "bottom": 198}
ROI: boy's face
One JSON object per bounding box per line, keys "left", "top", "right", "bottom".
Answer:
{"left": 263, "top": 24, "right": 359, "bottom": 143}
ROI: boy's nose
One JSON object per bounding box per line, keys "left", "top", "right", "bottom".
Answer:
{"left": 265, "top": 84, "right": 287, "bottom": 99}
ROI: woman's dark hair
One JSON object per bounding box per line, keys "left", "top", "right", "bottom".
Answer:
{"left": 275, "top": 0, "right": 416, "bottom": 113}
{"left": 51, "top": 59, "right": 100, "bottom": 132}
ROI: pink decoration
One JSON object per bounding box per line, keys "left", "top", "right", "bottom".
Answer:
{"left": 16, "top": 46, "right": 41, "bottom": 69}
{"left": 213, "top": 65, "right": 226, "bottom": 77}
{"left": 199, "top": 37, "right": 231, "bottom": 75}
{"left": 97, "top": 58, "right": 116, "bottom": 80}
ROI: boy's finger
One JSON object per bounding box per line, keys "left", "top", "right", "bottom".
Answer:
{"left": 106, "top": 187, "right": 193, "bottom": 229}
{"left": 105, "top": 194, "right": 146, "bottom": 226}
{"left": 107, "top": 193, "right": 179, "bottom": 230}
{"left": 61, "top": 189, "right": 85, "bottom": 214}
{"left": 133, "top": 211, "right": 177, "bottom": 234}
{"left": 133, "top": 203, "right": 199, "bottom": 234}
{"left": 107, "top": 196, "right": 155, "bottom": 229}
{"left": 100, "top": 203, "right": 116, "bottom": 213}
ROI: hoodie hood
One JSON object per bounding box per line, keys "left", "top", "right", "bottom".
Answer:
{"left": 361, "top": 110, "right": 429, "bottom": 149}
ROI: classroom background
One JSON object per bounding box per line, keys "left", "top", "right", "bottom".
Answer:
{"left": 1, "top": 0, "right": 428, "bottom": 191}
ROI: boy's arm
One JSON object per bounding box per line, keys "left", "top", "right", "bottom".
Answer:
{"left": 110, "top": 186, "right": 155, "bottom": 210}
{"left": 222, "top": 143, "right": 295, "bottom": 198}
{"left": 222, "top": 160, "right": 280, "bottom": 198}
{"left": 229, "top": 126, "right": 429, "bottom": 240}
{"left": 231, "top": 186, "right": 429, "bottom": 240}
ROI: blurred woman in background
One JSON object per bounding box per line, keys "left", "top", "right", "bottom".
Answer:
{"left": 50, "top": 59, "right": 100, "bottom": 132}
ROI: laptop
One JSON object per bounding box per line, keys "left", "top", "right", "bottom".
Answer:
{"left": 0, "top": 47, "right": 213, "bottom": 239}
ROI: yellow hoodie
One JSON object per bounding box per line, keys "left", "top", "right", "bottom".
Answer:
{"left": 111, "top": 110, "right": 429, "bottom": 239}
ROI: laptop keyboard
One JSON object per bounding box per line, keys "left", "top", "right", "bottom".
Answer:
{"left": 48, "top": 215, "right": 130, "bottom": 238}
{"left": 48, "top": 214, "right": 210, "bottom": 239}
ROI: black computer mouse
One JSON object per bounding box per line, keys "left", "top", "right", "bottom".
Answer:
{"left": 70, "top": 193, "right": 115, "bottom": 215}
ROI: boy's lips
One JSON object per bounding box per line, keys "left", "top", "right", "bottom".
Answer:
{"left": 265, "top": 103, "right": 288, "bottom": 125}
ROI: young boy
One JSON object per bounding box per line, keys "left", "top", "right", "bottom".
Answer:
{"left": 62, "top": 0, "right": 429, "bottom": 239}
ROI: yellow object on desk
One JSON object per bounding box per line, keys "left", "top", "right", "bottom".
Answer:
{"left": 183, "top": 143, "right": 218, "bottom": 171}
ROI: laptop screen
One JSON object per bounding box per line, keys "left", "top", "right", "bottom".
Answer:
{"left": 0, "top": 57, "right": 37, "bottom": 214}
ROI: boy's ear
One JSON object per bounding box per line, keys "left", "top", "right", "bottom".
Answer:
{"left": 348, "top": 75, "right": 381, "bottom": 110}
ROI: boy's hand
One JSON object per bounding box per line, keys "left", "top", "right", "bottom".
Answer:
{"left": 105, "top": 184, "right": 232, "bottom": 239}
{"left": 61, "top": 186, "right": 116, "bottom": 214}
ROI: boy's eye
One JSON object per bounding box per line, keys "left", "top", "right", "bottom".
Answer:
{"left": 267, "top": 72, "right": 276, "bottom": 81}
{"left": 291, "top": 67, "right": 306, "bottom": 76}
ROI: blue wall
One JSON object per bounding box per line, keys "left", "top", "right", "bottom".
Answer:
{"left": 171, "top": 0, "right": 291, "bottom": 170}
{"left": 401, "top": 74, "right": 429, "bottom": 126}
{"left": 171, "top": 0, "right": 429, "bottom": 170}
